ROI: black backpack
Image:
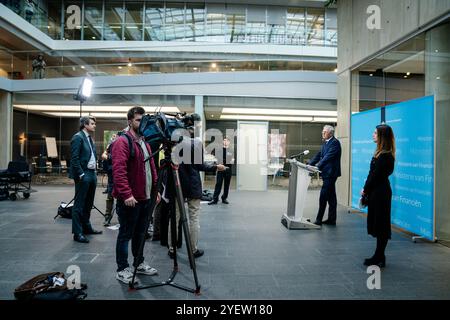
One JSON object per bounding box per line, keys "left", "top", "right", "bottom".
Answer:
{"left": 54, "top": 202, "right": 73, "bottom": 219}
{"left": 14, "top": 272, "right": 87, "bottom": 301}
{"left": 201, "top": 190, "right": 213, "bottom": 202}
{"left": 114, "top": 131, "right": 135, "bottom": 159}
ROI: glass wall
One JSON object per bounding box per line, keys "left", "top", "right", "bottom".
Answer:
{"left": 350, "top": 19, "right": 450, "bottom": 243}
{"left": 425, "top": 20, "right": 450, "bottom": 243}
{"left": 144, "top": 2, "right": 164, "bottom": 40}
{"left": 351, "top": 34, "right": 426, "bottom": 112}
{"left": 11, "top": 93, "right": 194, "bottom": 183}
{"left": 0, "top": 1, "right": 337, "bottom": 46}
{"left": 205, "top": 119, "right": 335, "bottom": 190}
{"left": 0, "top": 47, "right": 337, "bottom": 79}
{"left": 84, "top": 1, "right": 103, "bottom": 40}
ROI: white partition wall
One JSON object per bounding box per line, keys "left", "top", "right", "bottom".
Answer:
{"left": 237, "top": 121, "right": 268, "bottom": 191}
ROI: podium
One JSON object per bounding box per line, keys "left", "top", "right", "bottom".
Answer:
{"left": 281, "top": 159, "right": 321, "bottom": 230}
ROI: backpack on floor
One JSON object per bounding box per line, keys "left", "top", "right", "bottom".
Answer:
{"left": 14, "top": 272, "right": 87, "bottom": 301}
{"left": 201, "top": 190, "right": 213, "bottom": 202}
{"left": 54, "top": 202, "right": 73, "bottom": 219}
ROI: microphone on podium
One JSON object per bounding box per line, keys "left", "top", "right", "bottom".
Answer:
{"left": 289, "top": 150, "right": 310, "bottom": 159}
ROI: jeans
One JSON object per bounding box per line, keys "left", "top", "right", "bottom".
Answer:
{"left": 115, "top": 199, "right": 150, "bottom": 272}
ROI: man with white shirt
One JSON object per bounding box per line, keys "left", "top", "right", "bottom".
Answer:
{"left": 308, "top": 125, "right": 342, "bottom": 226}
{"left": 69, "top": 116, "right": 103, "bottom": 243}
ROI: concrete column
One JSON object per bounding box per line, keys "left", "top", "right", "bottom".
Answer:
{"left": 0, "top": 90, "right": 12, "bottom": 168}
{"left": 336, "top": 71, "right": 352, "bottom": 206}
{"left": 194, "top": 95, "right": 205, "bottom": 139}
{"left": 195, "top": 95, "right": 205, "bottom": 182}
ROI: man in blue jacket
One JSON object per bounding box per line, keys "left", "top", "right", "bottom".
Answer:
{"left": 69, "top": 116, "right": 102, "bottom": 243}
{"left": 308, "top": 125, "right": 342, "bottom": 226}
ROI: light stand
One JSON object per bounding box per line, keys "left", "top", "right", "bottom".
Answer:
{"left": 73, "top": 77, "right": 93, "bottom": 117}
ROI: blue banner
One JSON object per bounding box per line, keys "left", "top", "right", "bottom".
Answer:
{"left": 386, "top": 96, "right": 434, "bottom": 240}
{"left": 351, "top": 109, "right": 381, "bottom": 212}
{"left": 351, "top": 96, "right": 435, "bottom": 240}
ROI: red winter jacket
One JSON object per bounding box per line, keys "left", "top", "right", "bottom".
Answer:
{"left": 112, "top": 131, "right": 158, "bottom": 201}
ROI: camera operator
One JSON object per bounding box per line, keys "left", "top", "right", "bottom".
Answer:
{"left": 167, "top": 116, "right": 226, "bottom": 259}
{"left": 101, "top": 134, "right": 117, "bottom": 226}
{"left": 112, "top": 107, "right": 161, "bottom": 284}
{"left": 32, "top": 54, "right": 46, "bottom": 79}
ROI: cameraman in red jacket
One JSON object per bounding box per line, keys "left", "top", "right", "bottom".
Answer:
{"left": 112, "top": 107, "right": 161, "bottom": 284}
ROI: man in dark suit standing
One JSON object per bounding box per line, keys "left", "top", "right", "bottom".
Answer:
{"left": 209, "top": 137, "right": 234, "bottom": 205}
{"left": 69, "top": 116, "right": 102, "bottom": 243}
{"left": 308, "top": 125, "right": 342, "bottom": 226}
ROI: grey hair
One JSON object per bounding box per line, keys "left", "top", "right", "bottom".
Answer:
{"left": 323, "top": 125, "right": 335, "bottom": 135}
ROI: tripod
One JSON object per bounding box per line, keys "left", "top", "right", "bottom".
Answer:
{"left": 129, "top": 146, "right": 201, "bottom": 295}
{"left": 54, "top": 182, "right": 106, "bottom": 219}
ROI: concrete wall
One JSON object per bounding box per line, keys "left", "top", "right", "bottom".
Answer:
{"left": 0, "top": 90, "right": 12, "bottom": 168}
{"left": 336, "top": 0, "right": 450, "bottom": 206}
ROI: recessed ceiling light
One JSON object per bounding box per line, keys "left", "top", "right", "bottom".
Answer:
{"left": 406, "top": 72, "right": 411, "bottom": 76}
{"left": 81, "top": 66, "right": 85, "bottom": 69}
{"left": 92, "top": 36, "right": 96, "bottom": 39}
{"left": 436, "top": 76, "right": 440, "bottom": 80}
{"left": 231, "top": 68, "right": 235, "bottom": 71}
{"left": 334, "top": 68, "right": 338, "bottom": 72}
{"left": 193, "top": 67, "right": 198, "bottom": 71}
{"left": 404, "top": 75, "right": 408, "bottom": 78}
{"left": 435, "top": 49, "right": 439, "bottom": 53}
{"left": 369, "top": 74, "right": 373, "bottom": 77}
{"left": 118, "top": 66, "right": 122, "bottom": 69}
{"left": 211, "top": 115, "right": 214, "bottom": 118}
{"left": 211, "top": 63, "right": 217, "bottom": 68}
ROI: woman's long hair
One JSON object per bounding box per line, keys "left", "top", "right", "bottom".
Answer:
{"left": 375, "top": 124, "right": 396, "bottom": 159}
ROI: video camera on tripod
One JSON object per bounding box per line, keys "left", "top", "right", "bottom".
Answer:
{"left": 139, "top": 112, "right": 201, "bottom": 152}
{"left": 129, "top": 111, "right": 202, "bottom": 294}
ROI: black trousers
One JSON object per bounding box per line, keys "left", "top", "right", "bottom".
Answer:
{"left": 213, "top": 171, "right": 231, "bottom": 201}
{"left": 315, "top": 176, "right": 338, "bottom": 223}
{"left": 374, "top": 237, "right": 389, "bottom": 259}
{"left": 115, "top": 199, "right": 150, "bottom": 272}
{"left": 72, "top": 170, "right": 97, "bottom": 235}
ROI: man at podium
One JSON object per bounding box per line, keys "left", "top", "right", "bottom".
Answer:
{"left": 308, "top": 125, "right": 342, "bottom": 226}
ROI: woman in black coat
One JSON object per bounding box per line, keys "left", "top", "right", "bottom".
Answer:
{"left": 361, "top": 124, "right": 395, "bottom": 267}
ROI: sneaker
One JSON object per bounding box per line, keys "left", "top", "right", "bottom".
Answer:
{"left": 168, "top": 249, "right": 175, "bottom": 259}
{"left": 136, "top": 262, "right": 158, "bottom": 276}
{"left": 116, "top": 267, "right": 134, "bottom": 284}
{"left": 193, "top": 249, "right": 204, "bottom": 258}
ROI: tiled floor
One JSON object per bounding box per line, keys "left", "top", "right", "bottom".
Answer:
{"left": 1, "top": 185, "right": 450, "bottom": 300}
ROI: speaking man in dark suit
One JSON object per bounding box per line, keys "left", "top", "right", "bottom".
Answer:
{"left": 308, "top": 125, "right": 342, "bottom": 226}
{"left": 69, "top": 116, "right": 102, "bottom": 243}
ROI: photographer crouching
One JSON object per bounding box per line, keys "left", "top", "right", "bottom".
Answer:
{"left": 111, "top": 107, "right": 161, "bottom": 284}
